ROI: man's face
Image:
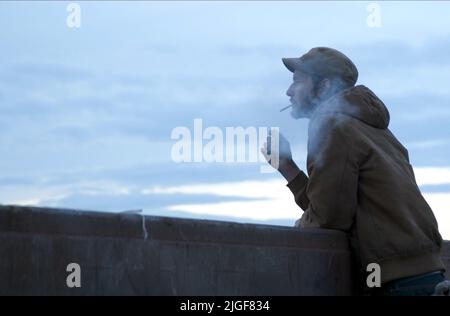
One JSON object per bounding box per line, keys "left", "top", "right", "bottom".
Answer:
{"left": 286, "top": 70, "right": 318, "bottom": 119}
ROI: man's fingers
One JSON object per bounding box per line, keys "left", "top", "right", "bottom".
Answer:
{"left": 260, "top": 148, "right": 269, "bottom": 160}
{"left": 262, "top": 142, "right": 267, "bottom": 152}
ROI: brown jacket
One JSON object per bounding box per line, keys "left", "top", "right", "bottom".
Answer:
{"left": 287, "top": 85, "right": 445, "bottom": 284}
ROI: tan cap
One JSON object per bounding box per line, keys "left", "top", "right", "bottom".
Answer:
{"left": 282, "top": 47, "right": 358, "bottom": 87}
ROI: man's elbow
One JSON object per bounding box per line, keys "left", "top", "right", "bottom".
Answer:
{"left": 299, "top": 212, "right": 352, "bottom": 232}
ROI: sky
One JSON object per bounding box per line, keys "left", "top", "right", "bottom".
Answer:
{"left": 0, "top": 1, "right": 449, "bottom": 239}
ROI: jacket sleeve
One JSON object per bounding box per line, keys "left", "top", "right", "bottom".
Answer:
{"left": 289, "top": 117, "right": 359, "bottom": 232}
{"left": 286, "top": 171, "right": 310, "bottom": 211}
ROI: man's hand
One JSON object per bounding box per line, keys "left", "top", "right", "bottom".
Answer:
{"left": 260, "top": 129, "right": 302, "bottom": 182}
{"left": 260, "top": 129, "right": 292, "bottom": 167}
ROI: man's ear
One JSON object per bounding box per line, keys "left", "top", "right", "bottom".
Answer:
{"left": 319, "top": 78, "right": 332, "bottom": 95}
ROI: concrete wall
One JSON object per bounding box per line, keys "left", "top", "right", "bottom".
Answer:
{"left": 0, "top": 205, "right": 448, "bottom": 296}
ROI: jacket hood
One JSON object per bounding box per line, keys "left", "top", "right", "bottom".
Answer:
{"left": 312, "top": 85, "right": 390, "bottom": 129}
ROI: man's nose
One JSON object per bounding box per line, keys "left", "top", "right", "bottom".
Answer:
{"left": 286, "top": 86, "right": 293, "bottom": 97}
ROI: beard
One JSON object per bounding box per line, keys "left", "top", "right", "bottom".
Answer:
{"left": 290, "top": 92, "right": 321, "bottom": 119}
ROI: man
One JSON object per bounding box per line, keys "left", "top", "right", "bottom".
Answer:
{"left": 261, "top": 47, "right": 447, "bottom": 295}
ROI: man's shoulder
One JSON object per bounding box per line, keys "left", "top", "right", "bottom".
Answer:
{"left": 308, "top": 111, "right": 356, "bottom": 136}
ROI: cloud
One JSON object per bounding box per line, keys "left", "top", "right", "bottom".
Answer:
{"left": 141, "top": 179, "right": 285, "bottom": 199}
{"left": 419, "top": 184, "right": 450, "bottom": 193}
{"left": 167, "top": 199, "right": 298, "bottom": 221}
{"left": 406, "top": 139, "right": 449, "bottom": 150}
{"left": 423, "top": 192, "right": 450, "bottom": 240}
{"left": 0, "top": 62, "right": 92, "bottom": 85}
{"left": 348, "top": 37, "right": 450, "bottom": 71}
{"left": 414, "top": 167, "right": 450, "bottom": 186}
{"left": 38, "top": 190, "right": 262, "bottom": 214}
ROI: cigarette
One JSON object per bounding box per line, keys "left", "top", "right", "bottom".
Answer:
{"left": 280, "top": 105, "right": 292, "bottom": 112}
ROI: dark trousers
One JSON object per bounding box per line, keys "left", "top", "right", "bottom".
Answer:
{"left": 368, "top": 271, "right": 446, "bottom": 296}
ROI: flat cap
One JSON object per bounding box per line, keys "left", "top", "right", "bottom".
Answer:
{"left": 282, "top": 47, "right": 358, "bottom": 86}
